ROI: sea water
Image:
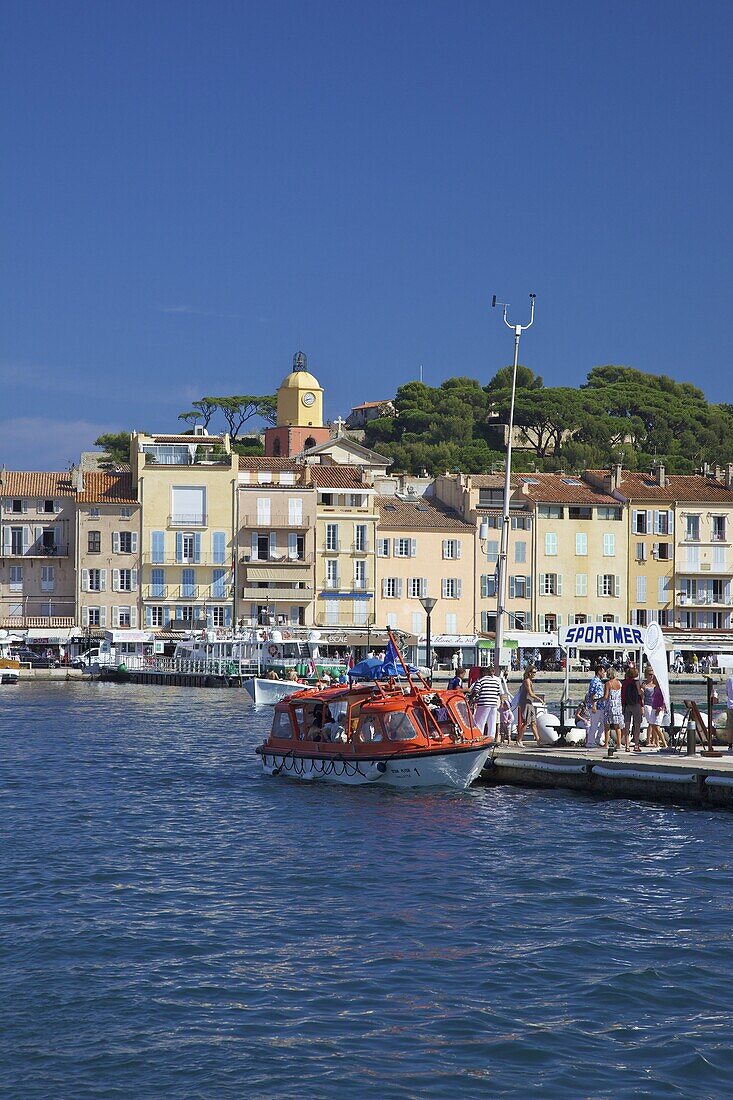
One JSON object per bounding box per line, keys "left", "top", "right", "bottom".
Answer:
{"left": 2, "top": 682, "right": 732, "bottom": 1098}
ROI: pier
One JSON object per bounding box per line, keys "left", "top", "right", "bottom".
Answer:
{"left": 483, "top": 745, "right": 733, "bottom": 809}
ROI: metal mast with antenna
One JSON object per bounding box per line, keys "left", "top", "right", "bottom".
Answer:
{"left": 487, "top": 292, "right": 535, "bottom": 672}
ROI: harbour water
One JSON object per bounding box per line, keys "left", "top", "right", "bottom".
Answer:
{"left": 2, "top": 683, "right": 733, "bottom": 1098}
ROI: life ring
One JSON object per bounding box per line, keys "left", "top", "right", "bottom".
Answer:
{"left": 268, "top": 644, "right": 279, "bottom": 657}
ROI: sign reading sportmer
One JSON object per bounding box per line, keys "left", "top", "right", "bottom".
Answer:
{"left": 559, "top": 624, "right": 644, "bottom": 648}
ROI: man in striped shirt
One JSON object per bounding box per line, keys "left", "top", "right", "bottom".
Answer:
{"left": 469, "top": 667, "right": 507, "bottom": 742}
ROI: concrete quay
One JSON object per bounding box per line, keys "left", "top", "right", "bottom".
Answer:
{"left": 482, "top": 744, "right": 733, "bottom": 810}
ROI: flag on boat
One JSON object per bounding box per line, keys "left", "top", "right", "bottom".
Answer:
{"left": 347, "top": 649, "right": 355, "bottom": 670}
{"left": 307, "top": 657, "right": 317, "bottom": 678}
{"left": 380, "top": 638, "right": 402, "bottom": 677}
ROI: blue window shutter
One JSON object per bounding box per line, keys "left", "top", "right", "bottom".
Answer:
{"left": 163, "top": 606, "right": 171, "bottom": 626}
{"left": 224, "top": 607, "right": 232, "bottom": 628}
{"left": 213, "top": 531, "right": 225, "bottom": 565}
{"left": 193, "top": 532, "right": 201, "bottom": 563}
{"left": 152, "top": 530, "right": 164, "bottom": 564}
{"left": 175, "top": 532, "right": 183, "bottom": 563}
{"left": 206, "top": 607, "right": 214, "bottom": 628}
{"left": 145, "top": 607, "right": 153, "bottom": 626}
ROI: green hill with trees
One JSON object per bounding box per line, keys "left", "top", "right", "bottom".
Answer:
{"left": 362, "top": 366, "right": 733, "bottom": 476}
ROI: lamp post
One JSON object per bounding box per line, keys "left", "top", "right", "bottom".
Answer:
{"left": 420, "top": 595, "right": 437, "bottom": 679}
{"left": 491, "top": 292, "right": 535, "bottom": 672}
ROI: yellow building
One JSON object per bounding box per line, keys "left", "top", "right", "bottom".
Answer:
{"left": 312, "top": 464, "right": 378, "bottom": 631}
{"left": 130, "top": 430, "right": 238, "bottom": 631}
{"left": 75, "top": 470, "right": 142, "bottom": 632}
{"left": 374, "top": 494, "right": 475, "bottom": 666}
{"left": 236, "top": 457, "right": 317, "bottom": 628}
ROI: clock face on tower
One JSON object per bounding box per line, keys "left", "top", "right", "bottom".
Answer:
{"left": 301, "top": 391, "right": 316, "bottom": 407}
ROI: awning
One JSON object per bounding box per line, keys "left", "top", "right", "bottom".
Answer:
{"left": 429, "top": 635, "right": 477, "bottom": 647}
{"left": 247, "top": 565, "right": 312, "bottom": 583}
{"left": 505, "top": 631, "right": 559, "bottom": 648}
{"left": 320, "top": 630, "right": 417, "bottom": 648}
{"left": 664, "top": 633, "right": 733, "bottom": 652}
{"left": 104, "top": 630, "right": 154, "bottom": 644}
{"left": 25, "top": 627, "right": 77, "bottom": 642}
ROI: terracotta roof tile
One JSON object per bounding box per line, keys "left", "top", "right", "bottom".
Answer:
{"left": 377, "top": 496, "right": 473, "bottom": 531}
{"left": 237, "top": 456, "right": 301, "bottom": 470}
{"left": 310, "top": 465, "right": 367, "bottom": 489}
{"left": 586, "top": 470, "right": 733, "bottom": 503}
{"left": 1, "top": 471, "right": 75, "bottom": 497}
{"left": 76, "top": 472, "right": 138, "bottom": 504}
{"left": 515, "top": 473, "right": 619, "bottom": 505}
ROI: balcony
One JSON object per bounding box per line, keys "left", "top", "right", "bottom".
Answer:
{"left": 168, "top": 514, "right": 207, "bottom": 527}
{"left": 240, "top": 553, "right": 312, "bottom": 566}
{"left": 142, "top": 585, "right": 231, "bottom": 601}
{"left": 350, "top": 543, "right": 370, "bottom": 555}
{"left": 2, "top": 543, "right": 70, "bottom": 559}
{"left": 241, "top": 585, "right": 313, "bottom": 603}
{"left": 142, "top": 553, "right": 227, "bottom": 566}
{"left": 240, "top": 513, "right": 311, "bottom": 529}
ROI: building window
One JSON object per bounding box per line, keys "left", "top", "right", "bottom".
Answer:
{"left": 288, "top": 497, "right": 303, "bottom": 527}
{"left": 712, "top": 515, "right": 726, "bottom": 542}
{"left": 636, "top": 542, "right": 646, "bottom": 561}
{"left": 575, "top": 533, "right": 587, "bottom": 556}
{"left": 118, "top": 569, "right": 133, "bottom": 592}
{"left": 120, "top": 507, "right": 132, "bottom": 518}
{"left": 376, "top": 538, "right": 390, "bottom": 557}
{"left": 10, "top": 499, "right": 23, "bottom": 513}
{"left": 90, "top": 507, "right": 100, "bottom": 519}
{"left": 325, "top": 524, "right": 339, "bottom": 551}
{"left": 442, "top": 539, "right": 461, "bottom": 560}
{"left": 545, "top": 532, "right": 558, "bottom": 556}
{"left": 88, "top": 608, "right": 101, "bottom": 627}
{"left": 511, "top": 516, "right": 531, "bottom": 530}
{"left": 655, "top": 543, "right": 672, "bottom": 561}
{"left": 515, "top": 541, "right": 526, "bottom": 564}
{"left": 539, "top": 573, "right": 561, "bottom": 596}
{"left": 383, "top": 577, "right": 401, "bottom": 598}
{"left": 654, "top": 510, "right": 671, "bottom": 535}
{"left": 88, "top": 569, "right": 101, "bottom": 592}
{"left": 41, "top": 565, "right": 54, "bottom": 592}
{"left": 481, "top": 610, "right": 497, "bottom": 633}
{"left": 210, "top": 606, "right": 226, "bottom": 627}
{"left": 480, "top": 574, "right": 497, "bottom": 598}
{"left": 354, "top": 525, "right": 367, "bottom": 552}
{"left": 441, "top": 578, "right": 461, "bottom": 599}
{"left": 354, "top": 560, "right": 366, "bottom": 589}
{"left": 685, "top": 515, "right": 700, "bottom": 541}
{"left": 603, "top": 533, "right": 616, "bottom": 557}
{"left": 633, "top": 511, "right": 649, "bottom": 535}
{"left": 597, "top": 507, "right": 622, "bottom": 521}
{"left": 325, "top": 559, "right": 339, "bottom": 588}
{"left": 407, "top": 578, "right": 425, "bottom": 598}
{"left": 575, "top": 573, "right": 588, "bottom": 597}
{"left": 598, "top": 574, "right": 619, "bottom": 598}
{"left": 149, "top": 606, "right": 163, "bottom": 627}
{"left": 117, "top": 607, "right": 132, "bottom": 627}
{"left": 11, "top": 528, "right": 23, "bottom": 554}
{"left": 394, "top": 537, "right": 413, "bottom": 557}
{"left": 485, "top": 540, "right": 498, "bottom": 564}
{"left": 568, "top": 507, "right": 592, "bottom": 520}
{"left": 636, "top": 576, "right": 647, "bottom": 603}
{"left": 509, "top": 576, "right": 529, "bottom": 599}
{"left": 118, "top": 531, "right": 133, "bottom": 553}
{"left": 43, "top": 499, "right": 54, "bottom": 513}
{"left": 9, "top": 566, "right": 22, "bottom": 592}
{"left": 88, "top": 531, "right": 101, "bottom": 554}
{"left": 181, "top": 568, "right": 196, "bottom": 598}
{"left": 539, "top": 505, "right": 563, "bottom": 519}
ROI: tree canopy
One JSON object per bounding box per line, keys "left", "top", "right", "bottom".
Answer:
{"left": 94, "top": 432, "right": 131, "bottom": 468}
{"left": 178, "top": 394, "right": 276, "bottom": 440}
{"left": 362, "top": 365, "right": 733, "bottom": 475}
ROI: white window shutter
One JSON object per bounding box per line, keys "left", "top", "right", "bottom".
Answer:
{"left": 441, "top": 578, "right": 448, "bottom": 598}
{"left": 396, "top": 578, "right": 403, "bottom": 598}
{"left": 597, "top": 574, "right": 602, "bottom": 597}
{"left": 112, "top": 569, "right": 120, "bottom": 592}
{"left": 82, "top": 606, "right": 89, "bottom": 626}
{"left": 81, "top": 569, "right": 89, "bottom": 592}
{"left": 131, "top": 532, "right": 138, "bottom": 553}
{"left": 668, "top": 509, "right": 674, "bottom": 535}
{"left": 382, "top": 578, "right": 388, "bottom": 597}
{"left": 100, "top": 570, "right": 107, "bottom": 592}
{"left": 614, "top": 575, "right": 621, "bottom": 598}
{"left": 112, "top": 532, "right": 120, "bottom": 553}
{"left": 410, "top": 538, "right": 416, "bottom": 557}
{"left": 539, "top": 572, "right": 546, "bottom": 594}
{"left": 131, "top": 569, "right": 138, "bottom": 591}
{"left": 556, "top": 614, "right": 562, "bottom": 628}
{"left": 111, "top": 606, "right": 118, "bottom": 627}
{"left": 36, "top": 499, "right": 43, "bottom": 513}
{"left": 646, "top": 509, "right": 653, "bottom": 532}
{"left": 99, "top": 606, "right": 107, "bottom": 627}
{"left": 421, "top": 578, "right": 427, "bottom": 597}
{"left": 557, "top": 574, "right": 563, "bottom": 597}
{"left": 251, "top": 532, "right": 258, "bottom": 558}
{"left": 456, "top": 579, "right": 462, "bottom": 598}
{"left": 456, "top": 540, "right": 462, "bottom": 559}
{"left": 269, "top": 532, "right": 277, "bottom": 558}
{"left": 509, "top": 576, "right": 515, "bottom": 599}
{"left": 392, "top": 538, "right": 399, "bottom": 555}
{"left": 442, "top": 540, "right": 448, "bottom": 559}
{"left": 130, "top": 607, "right": 138, "bottom": 628}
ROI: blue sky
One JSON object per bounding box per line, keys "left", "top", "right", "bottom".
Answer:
{"left": 2, "top": 0, "right": 732, "bottom": 469}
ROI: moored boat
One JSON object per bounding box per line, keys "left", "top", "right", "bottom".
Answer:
{"left": 256, "top": 633, "right": 493, "bottom": 789}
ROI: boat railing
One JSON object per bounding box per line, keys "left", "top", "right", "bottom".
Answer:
{"left": 105, "top": 653, "right": 259, "bottom": 676}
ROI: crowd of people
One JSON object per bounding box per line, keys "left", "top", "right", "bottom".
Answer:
{"left": 576, "top": 663, "right": 668, "bottom": 752}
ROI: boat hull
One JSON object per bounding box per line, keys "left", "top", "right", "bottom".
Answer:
{"left": 243, "top": 677, "right": 306, "bottom": 705}
{"left": 258, "top": 744, "right": 492, "bottom": 789}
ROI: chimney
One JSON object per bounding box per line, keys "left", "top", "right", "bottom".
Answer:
{"left": 655, "top": 463, "right": 666, "bottom": 489}
{"left": 727, "top": 463, "right": 733, "bottom": 490}
{"left": 611, "top": 463, "right": 623, "bottom": 490}
{"left": 72, "top": 464, "right": 84, "bottom": 493}
{"left": 0, "top": 465, "right": 6, "bottom": 490}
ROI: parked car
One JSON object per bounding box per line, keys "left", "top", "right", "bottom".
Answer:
{"left": 71, "top": 648, "right": 100, "bottom": 670}
{"left": 12, "top": 648, "right": 60, "bottom": 669}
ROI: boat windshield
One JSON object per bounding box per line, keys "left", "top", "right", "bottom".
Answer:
{"left": 271, "top": 710, "right": 293, "bottom": 739}
{"left": 453, "top": 699, "right": 473, "bottom": 729}
{"left": 357, "top": 714, "right": 384, "bottom": 743}
{"left": 383, "top": 711, "right": 420, "bottom": 742}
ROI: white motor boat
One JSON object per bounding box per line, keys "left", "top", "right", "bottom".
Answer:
{"left": 242, "top": 676, "right": 309, "bottom": 706}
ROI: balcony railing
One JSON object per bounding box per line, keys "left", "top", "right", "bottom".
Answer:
{"left": 168, "top": 514, "right": 207, "bottom": 527}
{"left": 142, "top": 585, "right": 231, "bottom": 601}
{"left": 314, "top": 614, "right": 373, "bottom": 628}
{"left": 241, "top": 585, "right": 313, "bottom": 602}
{"left": 240, "top": 553, "right": 312, "bottom": 565}
{"left": 142, "top": 553, "right": 228, "bottom": 566}
{"left": 2, "top": 544, "right": 70, "bottom": 558}
{"left": 240, "top": 513, "right": 311, "bottom": 529}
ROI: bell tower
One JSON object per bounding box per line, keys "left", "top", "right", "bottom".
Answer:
{"left": 264, "top": 351, "right": 331, "bottom": 457}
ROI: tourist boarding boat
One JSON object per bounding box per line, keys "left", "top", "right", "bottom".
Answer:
{"left": 256, "top": 633, "right": 493, "bottom": 789}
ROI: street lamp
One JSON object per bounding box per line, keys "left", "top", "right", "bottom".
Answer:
{"left": 419, "top": 595, "right": 437, "bottom": 678}
{"left": 491, "top": 292, "right": 535, "bottom": 671}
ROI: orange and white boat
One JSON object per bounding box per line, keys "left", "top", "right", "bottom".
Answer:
{"left": 256, "top": 633, "right": 493, "bottom": 789}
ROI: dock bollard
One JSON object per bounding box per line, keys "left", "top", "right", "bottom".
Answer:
{"left": 687, "top": 718, "right": 697, "bottom": 756}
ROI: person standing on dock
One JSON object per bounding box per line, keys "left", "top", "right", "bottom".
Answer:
{"left": 621, "top": 665, "right": 644, "bottom": 751}
{"left": 468, "top": 666, "right": 506, "bottom": 742}
{"left": 517, "top": 666, "right": 541, "bottom": 747}
{"left": 585, "top": 665, "right": 606, "bottom": 748}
